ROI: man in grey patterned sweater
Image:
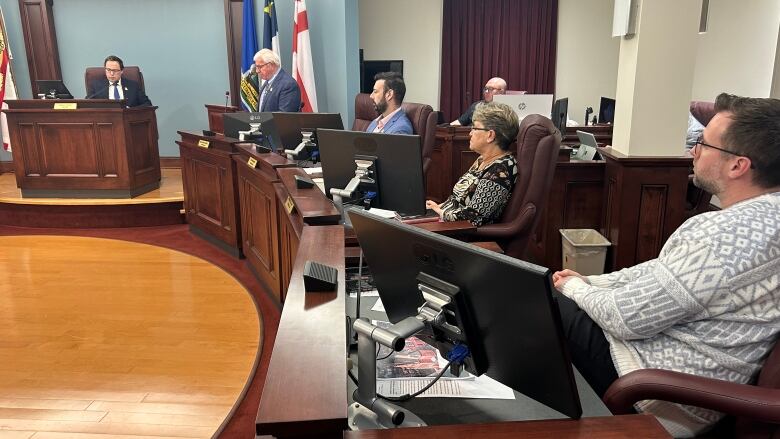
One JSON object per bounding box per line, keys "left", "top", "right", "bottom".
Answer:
{"left": 553, "top": 94, "right": 780, "bottom": 437}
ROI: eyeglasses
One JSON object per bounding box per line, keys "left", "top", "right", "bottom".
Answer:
{"left": 483, "top": 87, "right": 502, "bottom": 94}
{"left": 694, "top": 135, "right": 755, "bottom": 168}
{"left": 255, "top": 62, "right": 271, "bottom": 69}
{"left": 471, "top": 126, "right": 492, "bottom": 133}
{"left": 105, "top": 68, "right": 122, "bottom": 74}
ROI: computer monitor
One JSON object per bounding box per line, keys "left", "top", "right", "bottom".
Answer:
{"left": 317, "top": 129, "right": 426, "bottom": 216}
{"left": 272, "top": 112, "right": 344, "bottom": 150}
{"left": 493, "top": 94, "right": 554, "bottom": 121}
{"left": 551, "top": 97, "right": 568, "bottom": 133}
{"left": 222, "top": 112, "right": 277, "bottom": 150}
{"left": 36, "top": 80, "right": 73, "bottom": 99}
{"left": 348, "top": 209, "right": 583, "bottom": 420}
{"left": 598, "top": 97, "right": 616, "bottom": 124}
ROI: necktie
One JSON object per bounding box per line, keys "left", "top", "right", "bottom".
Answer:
{"left": 258, "top": 81, "right": 270, "bottom": 111}
{"left": 112, "top": 82, "right": 120, "bottom": 100}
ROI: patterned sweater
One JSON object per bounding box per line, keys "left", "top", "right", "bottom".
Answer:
{"left": 560, "top": 191, "right": 780, "bottom": 437}
{"left": 439, "top": 155, "right": 518, "bottom": 226}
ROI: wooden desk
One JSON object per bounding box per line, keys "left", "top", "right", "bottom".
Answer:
{"left": 563, "top": 124, "right": 613, "bottom": 147}
{"left": 343, "top": 414, "right": 670, "bottom": 438}
{"left": 177, "top": 131, "right": 245, "bottom": 257}
{"left": 204, "top": 103, "right": 239, "bottom": 134}
{"left": 4, "top": 99, "right": 160, "bottom": 198}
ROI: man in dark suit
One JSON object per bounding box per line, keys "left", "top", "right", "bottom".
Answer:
{"left": 86, "top": 55, "right": 152, "bottom": 107}
{"left": 254, "top": 49, "right": 301, "bottom": 112}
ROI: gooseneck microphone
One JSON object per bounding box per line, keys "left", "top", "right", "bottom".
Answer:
{"left": 224, "top": 91, "right": 230, "bottom": 110}
{"left": 86, "top": 84, "right": 109, "bottom": 99}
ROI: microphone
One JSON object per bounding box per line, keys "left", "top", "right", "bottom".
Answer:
{"left": 86, "top": 84, "right": 109, "bottom": 99}
{"left": 224, "top": 91, "right": 230, "bottom": 110}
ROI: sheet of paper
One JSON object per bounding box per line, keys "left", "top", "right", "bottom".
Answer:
{"left": 348, "top": 289, "right": 379, "bottom": 298}
{"left": 303, "top": 166, "right": 322, "bottom": 176}
{"left": 376, "top": 374, "right": 516, "bottom": 399}
{"left": 371, "top": 297, "right": 385, "bottom": 312}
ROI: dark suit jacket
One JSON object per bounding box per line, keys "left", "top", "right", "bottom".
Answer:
{"left": 259, "top": 68, "right": 302, "bottom": 112}
{"left": 86, "top": 77, "right": 152, "bottom": 107}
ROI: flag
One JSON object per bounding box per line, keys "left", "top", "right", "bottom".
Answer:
{"left": 263, "top": 0, "right": 279, "bottom": 55}
{"left": 239, "top": 0, "right": 259, "bottom": 111}
{"left": 0, "top": 6, "right": 17, "bottom": 152}
{"left": 292, "top": 0, "right": 317, "bottom": 112}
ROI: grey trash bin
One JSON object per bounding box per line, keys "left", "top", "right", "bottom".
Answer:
{"left": 560, "top": 229, "right": 611, "bottom": 275}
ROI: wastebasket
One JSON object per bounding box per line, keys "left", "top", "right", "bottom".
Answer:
{"left": 560, "top": 229, "right": 611, "bottom": 275}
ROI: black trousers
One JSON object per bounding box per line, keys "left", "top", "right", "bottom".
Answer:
{"left": 553, "top": 291, "right": 620, "bottom": 398}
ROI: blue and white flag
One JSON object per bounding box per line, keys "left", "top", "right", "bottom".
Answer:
{"left": 239, "top": 0, "right": 259, "bottom": 111}
{"left": 263, "top": 0, "right": 280, "bottom": 55}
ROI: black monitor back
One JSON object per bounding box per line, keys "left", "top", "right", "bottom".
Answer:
{"left": 36, "top": 80, "right": 73, "bottom": 99}
{"left": 348, "top": 209, "right": 582, "bottom": 420}
{"left": 317, "top": 128, "right": 425, "bottom": 216}
{"left": 223, "top": 112, "right": 273, "bottom": 139}
{"left": 598, "top": 97, "right": 616, "bottom": 124}
{"left": 552, "top": 97, "right": 568, "bottom": 133}
{"left": 272, "top": 112, "right": 344, "bottom": 150}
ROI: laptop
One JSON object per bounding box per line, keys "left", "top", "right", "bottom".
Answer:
{"left": 493, "top": 94, "right": 554, "bottom": 121}
{"left": 571, "top": 130, "right": 602, "bottom": 161}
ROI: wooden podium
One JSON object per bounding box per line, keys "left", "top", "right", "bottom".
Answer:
{"left": 3, "top": 99, "right": 160, "bottom": 198}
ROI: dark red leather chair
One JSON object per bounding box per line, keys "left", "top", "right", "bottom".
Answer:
{"left": 84, "top": 66, "right": 145, "bottom": 93}
{"left": 604, "top": 340, "right": 780, "bottom": 438}
{"left": 464, "top": 114, "right": 561, "bottom": 259}
{"left": 352, "top": 93, "right": 437, "bottom": 178}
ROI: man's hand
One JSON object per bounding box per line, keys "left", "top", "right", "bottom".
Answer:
{"left": 552, "top": 269, "right": 589, "bottom": 290}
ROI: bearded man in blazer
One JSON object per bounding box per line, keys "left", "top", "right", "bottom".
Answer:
{"left": 86, "top": 55, "right": 152, "bottom": 107}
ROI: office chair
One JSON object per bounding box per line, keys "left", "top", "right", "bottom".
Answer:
{"left": 351, "top": 92, "right": 437, "bottom": 178}
{"left": 84, "top": 66, "right": 146, "bottom": 93}
{"left": 465, "top": 114, "right": 561, "bottom": 260}
{"left": 604, "top": 340, "right": 780, "bottom": 438}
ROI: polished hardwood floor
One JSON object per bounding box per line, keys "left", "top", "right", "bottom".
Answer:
{"left": 0, "top": 235, "right": 261, "bottom": 438}
{"left": 0, "top": 168, "right": 183, "bottom": 206}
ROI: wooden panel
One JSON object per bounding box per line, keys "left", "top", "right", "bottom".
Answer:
{"left": 18, "top": 0, "right": 62, "bottom": 93}
{"left": 563, "top": 125, "right": 613, "bottom": 147}
{"left": 529, "top": 160, "right": 605, "bottom": 270}
{"left": 178, "top": 136, "right": 241, "bottom": 253}
{"left": 95, "top": 123, "right": 118, "bottom": 176}
{"left": 205, "top": 104, "right": 239, "bottom": 134}
{"left": 236, "top": 162, "right": 282, "bottom": 300}
{"left": 343, "top": 414, "right": 670, "bottom": 439}
{"left": 128, "top": 120, "right": 154, "bottom": 173}
{"left": 38, "top": 123, "right": 99, "bottom": 175}
{"left": 636, "top": 185, "right": 668, "bottom": 263}
{"left": 599, "top": 148, "right": 691, "bottom": 271}
{"left": 256, "top": 225, "right": 347, "bottom": 438}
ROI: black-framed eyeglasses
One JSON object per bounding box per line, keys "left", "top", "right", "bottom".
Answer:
{"left": 694, "top": 135, "right": 754, "bottom": 168}
{"left": 483, "top": 87, "right": 501, "bottom": 94}
{"left": 470, "top": 126, "right": 492, "bottom": 132}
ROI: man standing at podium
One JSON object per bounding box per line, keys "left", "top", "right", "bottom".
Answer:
{"left": 254, "top": 49, "right": 301, "bottom": 112}
{"left": 86, "top": 55, "right": 152, "bottom": 107}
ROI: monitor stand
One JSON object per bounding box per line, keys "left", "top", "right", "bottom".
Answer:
{"left": 348, "top": 275, "right": 466, "bottom": 430}
{"left": 330, "top": 158, "right": 377, "bottom": 224}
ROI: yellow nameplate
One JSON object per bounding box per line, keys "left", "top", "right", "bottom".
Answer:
{"left": 53, "top": 103, "right": 77, "bottom": 110}
{"left": 197, "top": 139, "right": 210, "bottom": 148}
{"left": 284, "top": 196, "right": 295, "bottom": 214}
{"left": 247, "top": 157, "right": 258, "bottom": 168}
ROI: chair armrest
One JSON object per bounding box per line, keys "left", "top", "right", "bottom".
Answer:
{"left": 603, "top": 369, "right": 780, "bottom": 424}
{"left": 413, "top": 220, "right": 475, "bottom": 235}
{"left": 470, "top": 204, "right": 536, "bottom": 239}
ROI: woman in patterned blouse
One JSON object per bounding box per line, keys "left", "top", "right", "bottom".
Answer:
{"left": 426, "top": 102, "right": 519, "bottom": 226}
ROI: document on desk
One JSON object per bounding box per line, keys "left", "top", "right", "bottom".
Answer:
{"left": 372, "top": 320, "right": 515, "bottom": 400}
{"left": 376, "top": 374, "right": 515, "bottom": 399}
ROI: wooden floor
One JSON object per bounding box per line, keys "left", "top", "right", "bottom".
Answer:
{"left": 0, "top": 169, "right": 183, "bottom": 206}
{"left": 0, "top": 235, "right": 260, "bottom": 438}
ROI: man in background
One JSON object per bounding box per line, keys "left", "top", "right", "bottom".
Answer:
{"left": 450, "top": 77, "right": 507, "bottom": 126}
{"left": 366, "top": 71, "right": 412, "bottom": 134}
{"left": 86, "top": 55, "right": 151, "bottom": 107}
{"left": 553, "top": 94, "right": 780, "bottom": 437}
{"left": 254, "top": 48, "right": 301, "bottom": 112}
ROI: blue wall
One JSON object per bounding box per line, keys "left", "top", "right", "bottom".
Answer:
{"left": 0, "top": 0, "right": 359, "bottom": 160}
